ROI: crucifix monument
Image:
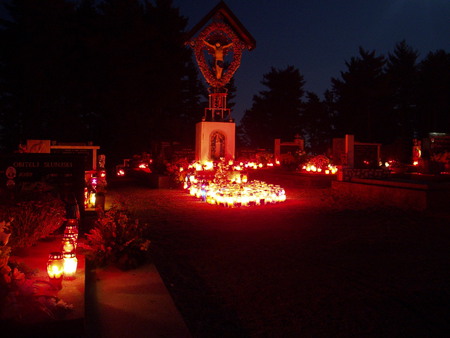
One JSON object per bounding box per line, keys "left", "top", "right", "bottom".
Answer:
{"left": 186, "top": 1, "right": 255, "bottom": 162}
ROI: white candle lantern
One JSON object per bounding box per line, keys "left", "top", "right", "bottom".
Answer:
{"left": 63, "top": 252, "right": 78, "bottom": 279}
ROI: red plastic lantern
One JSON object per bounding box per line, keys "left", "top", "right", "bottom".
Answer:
{"left": 64, "top": 225, "right": 79, "bottom": 241}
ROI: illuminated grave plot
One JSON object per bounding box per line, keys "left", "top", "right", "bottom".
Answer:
{"left": 299, "top": 155, "right": 338, "bottom": 175}
{"left": 302, "top": 163, "right": 338, "bottom": 175}
{"left": 182, "top": 160, "right": 286, "bottom": 207}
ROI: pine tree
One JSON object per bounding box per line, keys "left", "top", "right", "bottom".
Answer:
{"left": 302, "top": 92, "right": 333, "bottom": 154}
{"left": 331, "top": 48, "right": 389, "bottom": 143}
{"left": 416, "top": 50, "right": 450, "bottom": 136}
{"left": 0, "top": 0, "right": 83, "bottom": 147}
{"left": 385, "top": 40, "right": 419, "bottom": 161}
{"left": 240, "top": 66, "right": 305, "bottom": 149}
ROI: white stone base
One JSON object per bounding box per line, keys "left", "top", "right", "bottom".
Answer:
{"left": 195, "top": 121, "right": 235, "bottom": 162}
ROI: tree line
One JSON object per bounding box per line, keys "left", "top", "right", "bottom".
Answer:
{"left": 240, "top": 43, "right": 450, "bottom": 162}
{"left": 1, "top": 1, "right": 449, "bottom": 164}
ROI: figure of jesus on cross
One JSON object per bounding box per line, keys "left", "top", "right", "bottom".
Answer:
{"left": 203, "top": 40, "right": 233, "bottom": 80}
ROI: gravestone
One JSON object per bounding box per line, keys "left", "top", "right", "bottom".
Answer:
{"left": 0, "top": 153, "right": 85, "bottom": 212}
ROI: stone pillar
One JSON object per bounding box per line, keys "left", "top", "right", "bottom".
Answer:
{"left": 274, "top": 139, "right": 281, "bottom": 163}
{"left": 345, "top": 134, "right": 355, "bottom": 168}
{"left": 195, "top": 121, "right": 235, "bottom": 162}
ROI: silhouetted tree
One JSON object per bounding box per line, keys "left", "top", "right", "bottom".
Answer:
{"left": 302, "top": 92, "right": 334, "bottom": 154}
{"left": 385, "top": 40, "right": 419, "bottom": 161}
{"left": 416, "top": 50, "right": 450, "bottom": 137}
{"left": 178, "top": 53, "right": 207, "bottom": 145}
{"left": 91, "top": 0, "right": 156, "bottom": 158}
{"left": 331, "top": 47, "right": 390, "bottom": 143}
{"left": 0, "top": 0, "right": 205, "bottom": 161}
{"left": 240, "top": 66, "right": 305, "bottom": 149}
{"left": 0, "top": 0, "right": 86, "bottom": 148}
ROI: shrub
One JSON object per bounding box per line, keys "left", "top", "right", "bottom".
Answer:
{"left": 80, "top": 203, "right": 151, "bottom": 270}
{"left": 0, "top": 196, "right": 65, "bottom": 251}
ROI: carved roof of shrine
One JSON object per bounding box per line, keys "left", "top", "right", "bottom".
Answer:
{"left": 185, "top": 1, "right": 256, "bottom": 50}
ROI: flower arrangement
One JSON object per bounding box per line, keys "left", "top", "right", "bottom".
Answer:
{"left": 0, "top": 220, "right": 12, "bottom": 271}
{"left": 165, "top": 158, "right": 190, "bottom": 187}
{"left": 79, "top": 203, "right": 151, "bottom": 270}
{"left": 0, "top": 220, "right": 12, "bottom": 247}
{"left": 0, "top": 266, "right": 73, "bottom": 323}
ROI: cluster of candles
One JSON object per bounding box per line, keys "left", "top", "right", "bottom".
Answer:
{"left": 183, "top": 160, "right": 286, "bottom": 207}
{"left": 302, "top": 163, "right": 338, "bottom": 175}
{"left": 187, "top": 159, "right": 279, "bottom": 172}
{"left": 188, "top": 180, "right": 286, "bottom": 207}
{"left": 47, "top": 219, "right": 79, "bottom": 289}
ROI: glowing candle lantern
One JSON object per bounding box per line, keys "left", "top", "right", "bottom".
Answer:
{"left": 47, "top": 252, "right": 64, "bottom": 289}
{"left": 62, "top": 234, "right": 76, "bottom": 254}
{"left": 90, "top": 193, "right": 96, "bottom": 207}
{"left": 63, "top": 252, "right": 78, "bottom": 279}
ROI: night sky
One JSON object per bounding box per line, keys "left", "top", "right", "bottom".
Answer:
{"left": 174, "top": 0, "right": 450, "bottom": 122}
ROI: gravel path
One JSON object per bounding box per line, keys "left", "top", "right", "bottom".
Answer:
{"left": 107, "top": 175, "right": 450, "bottom": 337}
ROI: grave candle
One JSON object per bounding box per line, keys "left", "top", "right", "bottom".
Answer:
{"left": 47, "top": 252, "right": 64, "bottom": 289}
{"left": 63, "top": 252, "right": 78, "bottom": 279}
{"left": 64, "top": 225, "right": 79, "bottom": 241}
{"left": 62, "top": 234, "right": 76, "bottom": 254}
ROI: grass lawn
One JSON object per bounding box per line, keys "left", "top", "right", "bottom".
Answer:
{"left": 107, "top": 173, "right": 450, "bottom": 336}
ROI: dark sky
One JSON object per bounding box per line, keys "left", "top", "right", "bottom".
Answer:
{"left": 174, "top": 0, "right": 450, "bottom": 122}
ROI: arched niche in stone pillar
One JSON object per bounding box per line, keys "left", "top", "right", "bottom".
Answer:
{"left": 210, "top": 131, "right": 226, "bottom": 160}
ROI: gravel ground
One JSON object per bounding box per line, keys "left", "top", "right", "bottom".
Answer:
{"left": 107, "top": 174, "right": 450, "bottom": 337}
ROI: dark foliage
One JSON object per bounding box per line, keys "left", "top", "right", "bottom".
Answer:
{"left": 416, "top": 50, "right": 450, "bottom": 137}
{"left": 331, "top": 47, "right": 390, "bottom": 143}
{"left": 240, "top": 66, "right": 305, "bottom": 149}
{"left": 330, "top": 43, "right": 450, "bottom": 155}
{"left": 0, "top": 0, "right": 206, "bottom": 163}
